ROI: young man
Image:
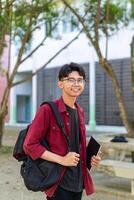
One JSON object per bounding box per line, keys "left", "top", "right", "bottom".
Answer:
{"left": 24, "top": 63, "right": 101, "bottom": 200}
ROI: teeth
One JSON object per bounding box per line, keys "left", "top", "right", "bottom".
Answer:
{"left": 72, "top": 89, "right": 79, "bottom": 92}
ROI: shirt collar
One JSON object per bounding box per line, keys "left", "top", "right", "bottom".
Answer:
{"left": 55, "top": 96, "right": 82, "bottom": 113}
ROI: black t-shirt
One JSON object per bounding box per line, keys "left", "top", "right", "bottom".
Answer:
{"left": 60, "top": 105, "right": 83, "bottom": 192}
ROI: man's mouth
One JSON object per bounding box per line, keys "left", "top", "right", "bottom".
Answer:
{"left": 71, "top": 88, "right": 80, "bottom": 92}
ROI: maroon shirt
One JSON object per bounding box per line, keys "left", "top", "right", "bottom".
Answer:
{"left": 23, "top": 97, "right": 95, "bottom": 197}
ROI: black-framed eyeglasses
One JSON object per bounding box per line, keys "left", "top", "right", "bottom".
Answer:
{"left": 61, "top": 77, "right": 86, "bottom": 85}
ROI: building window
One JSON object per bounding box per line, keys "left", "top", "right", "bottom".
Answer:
{"left": 16, "top": 95, "right": 31, "bottom": 123}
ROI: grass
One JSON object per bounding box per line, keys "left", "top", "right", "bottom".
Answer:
{"left": 0, "top": 126, "right": 22, "bottom": 155}
{"left": 0, "top": 146, "right": 13, "bottom": 155}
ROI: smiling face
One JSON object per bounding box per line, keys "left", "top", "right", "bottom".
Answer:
{"left": 58, "top": 71, "right": 85, "bottom": 99}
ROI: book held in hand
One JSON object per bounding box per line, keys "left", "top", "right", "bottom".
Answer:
{"left": 86, "top": 136, "right": 101, "bottom": 170}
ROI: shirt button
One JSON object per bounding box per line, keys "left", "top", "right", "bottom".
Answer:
{"left": 66, "top": 112, "right": 69, "bottom": 115}
{"left": 66, "top": 122, "right": 69, "bottom": 126}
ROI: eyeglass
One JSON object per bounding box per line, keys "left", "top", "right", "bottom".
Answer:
{"left": 61, "top": 77, "right": 85, "bottom": 85}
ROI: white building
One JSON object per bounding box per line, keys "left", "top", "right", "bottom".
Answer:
{"left": 9, "top": 22, "right": 134, "bottom": 135}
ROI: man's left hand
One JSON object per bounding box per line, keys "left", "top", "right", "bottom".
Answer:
{"left": 91, "top": 154, "right": 101, "bottom": 167}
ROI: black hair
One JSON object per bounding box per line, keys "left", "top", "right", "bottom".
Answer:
{"left": 58, "top": 62, "right": 85, "bottom": 80}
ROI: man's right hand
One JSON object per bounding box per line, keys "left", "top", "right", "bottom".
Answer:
{"left": 61, "top": 152, "right": 80, "bottom": 167}
{"left": 41, "top": 150, "right": 80, "bottom": 167}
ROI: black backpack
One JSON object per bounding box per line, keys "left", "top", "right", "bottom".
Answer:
{"left": 13, "top": 101, "right": 70, "bottom": 192}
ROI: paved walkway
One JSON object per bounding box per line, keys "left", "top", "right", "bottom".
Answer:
{"left": 0, "top": 153, "right": 133, "bottom": 200}
{"left": 1, "top": 127, "right": 134, "bottom": 200}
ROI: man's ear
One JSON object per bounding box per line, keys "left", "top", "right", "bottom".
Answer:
{"left": 57, "top": 81, "right": 63, "bottom": 89}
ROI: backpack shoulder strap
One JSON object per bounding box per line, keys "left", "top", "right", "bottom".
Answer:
{"left": 40, "top": 101, "right": 70, "bottom": 149}
{"left": 41, "top": 101, "right": 64, "bottom": 130}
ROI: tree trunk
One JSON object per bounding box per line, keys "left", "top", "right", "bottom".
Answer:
{"left": 131, "top": 36, "right": 134, "bottom": 93}
{"left": 0, "top": 114, "right": 5, "bottom": 148}
{"left": 100, "top": 58, "right": 134, "bottom": 137}
{"left": 126, "top": 121, "right": 134, "bottom": 138}
{"left": 0, "top": 85, "right": 10, "bottom": 147}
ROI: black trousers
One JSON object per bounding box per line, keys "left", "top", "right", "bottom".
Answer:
{"left": 47, "top": 186, "right": 83, "bottom": 200}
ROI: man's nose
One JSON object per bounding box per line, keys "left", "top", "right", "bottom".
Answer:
{"left": 74, "top": 80, "right": 79, "bottom": 85}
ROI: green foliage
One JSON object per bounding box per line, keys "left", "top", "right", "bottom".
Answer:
{"left": 0, "top": 0, "right": 60, "bottom": 55}
{"left": 100, "top": 1, "right": 130, "bottom": 34}
{"left": 63, "top": 0, "right": 132, "bottom": 38}
{"left": 130, "top": 0, "right": 134, "bottom": 18}
{"left": 0, "top": 146, "right": 13, "bottom": 155}
{"left": 84, "top": 0, "right": 130, "bottom": 35}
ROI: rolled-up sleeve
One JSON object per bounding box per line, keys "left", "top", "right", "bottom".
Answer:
{"left": 23, "top": 104, "right": 50, "bottom": 160}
